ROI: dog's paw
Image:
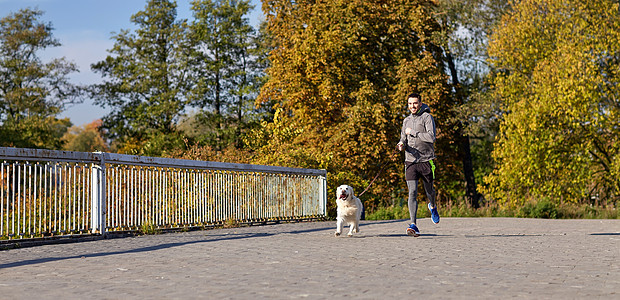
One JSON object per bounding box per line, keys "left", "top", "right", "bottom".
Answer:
{"left": 334, "top": 232, "right": 341, "bottom": 237}
{"left": 347, "top": 233, "right": 353, "bottom": 237}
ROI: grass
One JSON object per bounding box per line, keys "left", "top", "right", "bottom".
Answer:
{"left": 223, "top": 217, "right": 240, "bottom": 228}
{"left": 138, "top": 222, "right": 159, "bottom": 235}
{"left": 366, "top": 201, "right": 619, "bottom": 220}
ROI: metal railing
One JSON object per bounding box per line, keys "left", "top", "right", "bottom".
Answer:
{"left": 0, "top": 147, "right": 327, "bottom": 240}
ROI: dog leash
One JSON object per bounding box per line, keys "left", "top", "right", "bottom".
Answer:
{"left": 357, "top": 151, "right": 399, "bottom": 197}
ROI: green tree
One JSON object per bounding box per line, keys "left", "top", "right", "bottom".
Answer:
{"left": 485, "top": 0, "right": 620, "bottom": 206}
{"left": 187, "top": 0, "right": 263, "bottom": 148}
{"left": 253, "top": 0, "right": 457, "bottom": 210}
{"left": 91, "top": 0, "right": 190, "bottom": 155}
{"left": 0, "top": 8, "right": 83, "bottom": 149}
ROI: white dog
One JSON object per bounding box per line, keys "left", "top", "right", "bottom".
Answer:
{"left": 335, "top": 184, "right": 363, "bottom": 237}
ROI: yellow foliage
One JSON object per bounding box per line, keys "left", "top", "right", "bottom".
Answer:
{"left": 255, "top": 0, "right": 459, "bottom": 209}
{"left": 485, "top": 0, "right": 620, "bottom": 206}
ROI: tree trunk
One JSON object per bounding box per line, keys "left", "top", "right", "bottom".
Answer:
{"left": 445, "top": 51, "right": 481, "bottom": 208}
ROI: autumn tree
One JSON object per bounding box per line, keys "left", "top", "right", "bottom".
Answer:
{"left": 91, "top": 0, "right": 190, "bottom": 155}
{"left": 0, "top": 8, "right": 83, "bottom": 149}
{"left": 61, "top": 119, "right": 110, "bottom": 152}
{"left": 485, "top": 0, "right": 620, "bottom": 206}
{"left": 252, "top": 0, "right": 458, "bottom": 210}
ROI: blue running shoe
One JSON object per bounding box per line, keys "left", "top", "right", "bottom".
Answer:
{"left": 406, "top": 223, "right": 420, "bottom": 237}
{"left": 428, "top": 203, "right": 440, "bottom": 224}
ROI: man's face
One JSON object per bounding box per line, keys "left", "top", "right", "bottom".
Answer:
{"left": 408, "top": 97, "right": 421, "bottom": 114}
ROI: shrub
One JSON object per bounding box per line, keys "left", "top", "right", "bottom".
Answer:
{"left": 518, "top": 199, "right": 558, "bottom": 219}
{"left": 365, "top": 200, "right": 617, "bottom": 220}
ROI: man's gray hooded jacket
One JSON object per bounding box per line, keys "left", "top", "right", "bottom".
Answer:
{"left": 398, "top": 103, "right": 436, "bottom": 163}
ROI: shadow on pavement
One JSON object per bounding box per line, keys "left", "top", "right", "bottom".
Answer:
{"left": 590, "top": 232, "right": 620, "bottom": 236}
{"left": 462, "top": 234, "right": 546, "bottom": 238}
{"left": 346, "top": 233, "right": 454, "bottom": 238}
{"left": 0, "top": 220, "right": 461, "bottom": 269}
{"left": 0, "top": 223, "right": 341, "bottom": 269}
{"left": 0, "top": 232, "right": 277, "bottom": 269}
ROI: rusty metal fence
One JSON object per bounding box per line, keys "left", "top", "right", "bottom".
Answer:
{"left": 0, "top": 147, "right": 327, "bottom": 240}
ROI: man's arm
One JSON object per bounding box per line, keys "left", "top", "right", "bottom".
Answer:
{"left": 397, "top": 120, "right": 408, "bottom": 151}
{"left": 416, "top": 114, "right": 436, "bottom": 143}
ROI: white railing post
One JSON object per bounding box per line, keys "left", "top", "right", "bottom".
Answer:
{"left": 91, "top": 152, "right": 107, "bottom": 235}
{"left": 320, "top": 175, "right": 327, "bottom": 216}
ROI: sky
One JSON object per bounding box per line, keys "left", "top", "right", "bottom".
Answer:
{"left": 1, "top": 0, "right": 264, "bottom": 127}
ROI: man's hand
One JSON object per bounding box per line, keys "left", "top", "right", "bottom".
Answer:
{"left": 406, "top": 127, "right": 418, "bottom": 137}
{"left": 397, "top": 142, "right": 404, "bottom": 152}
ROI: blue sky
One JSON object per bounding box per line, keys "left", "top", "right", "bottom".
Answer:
{"left": 1, "top": 0, "right": 264, "bottom": 126}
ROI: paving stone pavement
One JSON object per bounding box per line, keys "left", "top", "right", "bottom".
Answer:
{"left": 0, "top": 217, "right": 618, "bottom": 299}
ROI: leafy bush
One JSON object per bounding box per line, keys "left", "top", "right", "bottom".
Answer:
{"left": 518, "top": 199, "right": 558, "bottom": 219}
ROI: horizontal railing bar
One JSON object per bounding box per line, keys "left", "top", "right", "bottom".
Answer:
{"left": 0, "top": 147, "right": 326, "bottom": 176}
{"left": 0, "top": 147, "right": 100, "bottom": 164}
{"left": 103, "top": 153, "right": 326, "bottom": 176}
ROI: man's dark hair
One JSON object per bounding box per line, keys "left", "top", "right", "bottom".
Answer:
{"left": 408, "top": 93, "right": 421, "bottom": 100}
